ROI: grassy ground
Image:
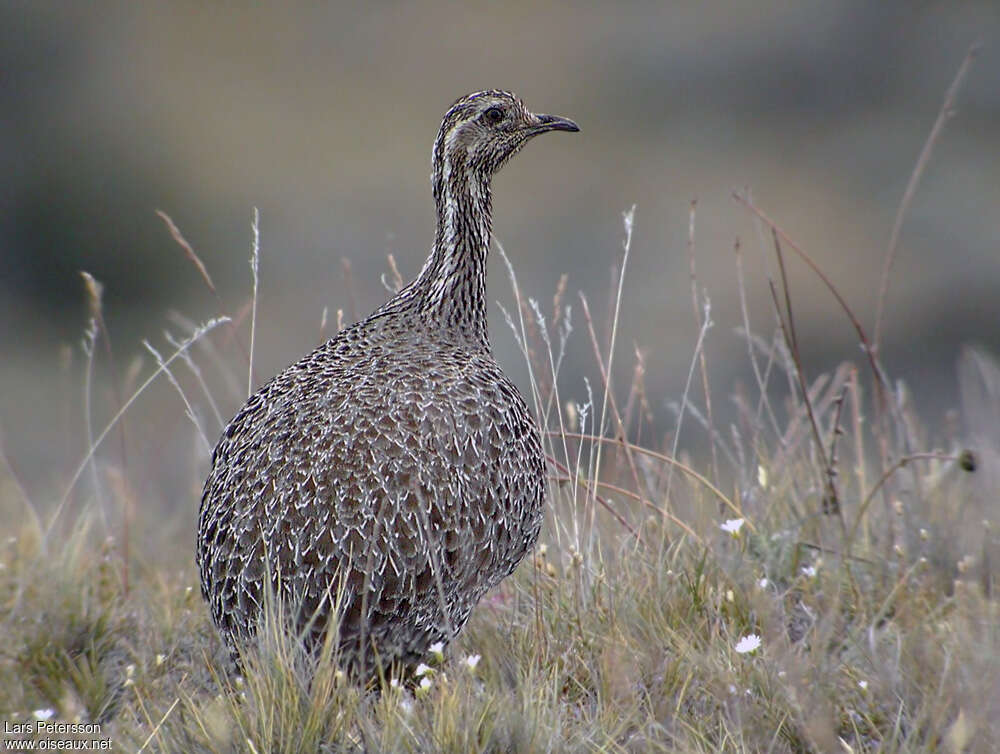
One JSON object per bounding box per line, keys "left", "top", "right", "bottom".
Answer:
{"left": 3, "top": 64, "right": 998, "bottom": 751}
{"left": 3, "top": 212, "right": 998, "bottom": 752}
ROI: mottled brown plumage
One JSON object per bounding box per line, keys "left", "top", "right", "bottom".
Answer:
{"left": 197, "top": 90, "right": 578, "bottom": 680}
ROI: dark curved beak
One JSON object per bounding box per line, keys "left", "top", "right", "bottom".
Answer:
{"left": 528, "top": 113, "right": 580, "bottom": 134}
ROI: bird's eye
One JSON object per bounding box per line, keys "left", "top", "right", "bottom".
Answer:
{"left": 483, "top": 106, "right": 505, "bottom": 125}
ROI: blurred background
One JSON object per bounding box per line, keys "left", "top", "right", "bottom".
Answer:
{"left": 2, "top": 1, "right": 999, "bottom": 507}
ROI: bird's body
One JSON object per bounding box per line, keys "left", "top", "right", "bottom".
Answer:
{"left": 197, "top": 90, "right": 578, "bottom": 680}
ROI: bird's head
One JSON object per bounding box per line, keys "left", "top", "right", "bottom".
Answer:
{"left": 432, "top": 90, "right": 578, "bottom": 188}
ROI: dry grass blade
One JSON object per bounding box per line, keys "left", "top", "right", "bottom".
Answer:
{"left": 79, "top": 286, "right": 107, "bottom": 534}
{"left": 163, "top": 329, "right": 226, "bottom": 430}
{"left": 159, "top": 210, "right": 262, "bottom": 390}
{"left": 734, "top": 239, "right": 783, "bottom": 446}
{"left": 142, "top": 339, "right": 212, "bottom": 453}
{"left": 50, "top": 316, "right": 230, "bottom": 535}
{"left": 546, "top": 454, "right": 637, "bottom": 536}
{"left": 341, "top": 257, "right": 357, "bottom": 323}
{"left": 687, "top": 199, "right": 719, "bottom": 484}
{"left": 665, "top": 286, "right": 714, "bottom": 506}
{"left": 578, "top": 292, "right": 646, "bottom": 517}
{"left": 248, "top": 207, "right": 260, "bottom": 398}
{"left": 156, "top": 210, "right": 217, "bottom": 296}
{"left": 550, "top": 431, "right": 743, "bottom": 527}
{"left": 383, "top": 253, "right": 404, "bottom": 294}
{"left": 588, "top": 206, "right": 635, "bottom": 512}
{"left": 137, "top": 697, "right": 180, "bottom": 752}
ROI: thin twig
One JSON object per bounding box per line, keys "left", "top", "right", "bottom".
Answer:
{"left": 766, "top": 253, "right": 840, "bottom": 521}
{"left": 824, "top": 385, "right": 848, "bottom": 512}
{"left": 846, "top": 451, "right": 960, "bottom": 556}
{"left": 873, "top": 43, "right": 979, "bottom": 351}
{"left": 732, "top": 191, "right": 888, "bottom": 404}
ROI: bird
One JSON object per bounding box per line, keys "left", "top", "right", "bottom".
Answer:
{"left": 197, "top": 90, "right": 579, "bottom": 682}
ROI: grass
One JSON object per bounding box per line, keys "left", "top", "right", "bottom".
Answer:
{"left": 2, "top": 48, "right": 997, "bottom": 753}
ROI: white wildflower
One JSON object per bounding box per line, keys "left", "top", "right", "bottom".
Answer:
{"left": 464, "top": 654, "right": 481, "bottom": 671}
{"left": 415, "top": 675, "right": 433, "bottom": 696}
{"left": 33, "top": 709, "right": 56, "bottom": 721}
{"left": 734, "top": 634, "right": 762, "bottom": 655}
{"left": 720, "top": 518, "right": 745, "bottom": 536}
{"left": 801, "top": 565, "right": 817, "bottom": 578}
{"left": 858, "top": 680, "right": 868, "bottom": 690}
{"left": 758, "top": 578, "right": 769, "bottom": 589}
{"left": 429, "top": 641, "right": 445, "bottom": 660}
{"left": 414, "top": 663, "right": 432, "bottom": 678}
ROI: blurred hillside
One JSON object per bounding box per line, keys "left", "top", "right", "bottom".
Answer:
{"left": 2, "top": 1, "right": 998, "bottom": 489}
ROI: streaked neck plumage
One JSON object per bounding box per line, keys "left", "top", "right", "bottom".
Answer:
{"left": 410, "top": 132, "right": 494, "bottom": 349}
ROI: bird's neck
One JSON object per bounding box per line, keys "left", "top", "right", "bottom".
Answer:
{"left": 413, "top": 159, "right": 493, "bottom": 346}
